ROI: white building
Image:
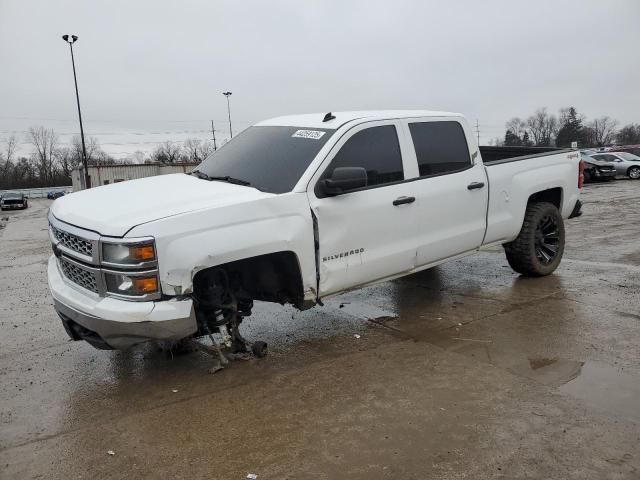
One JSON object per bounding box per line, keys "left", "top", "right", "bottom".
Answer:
{"left": 72, "top": 162, "right": 198, "bottom": 191}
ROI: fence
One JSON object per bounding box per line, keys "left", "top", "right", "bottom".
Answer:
{"left": 0, "top": 186, "right": 72, "bottom": 199}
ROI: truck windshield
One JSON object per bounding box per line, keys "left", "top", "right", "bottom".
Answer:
{"left": 194, "top": 126, "right": 335, "bottom": 193}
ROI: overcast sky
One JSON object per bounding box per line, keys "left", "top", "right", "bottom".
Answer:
{"left": 1, "top": 0, "right": 639, "bottom": 157}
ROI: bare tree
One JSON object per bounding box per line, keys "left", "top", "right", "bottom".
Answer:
{"left": 183, "top": 138, "right": 214, "bottom": 163}
{"left": 4, "top": 136, "right": 16, "bottom": 164}
{"left": 132, "top": 150, "right": 147, "bottom": 163}
{"left": 199, "top": 140, "right": 215, "bottom": 161}
{"left": 526, "top": 108, "right": 558, "bottom": 146}
{"left": 150, "top": 141, "right": 184, "bottom": 163}
{"left": 505, "top": 118, "right": 527, "bottom": 140}
{"left": 28, "top": 127, "right": 58, "bottom": 182}
{"left": 183, "top": 138, "right": 204, "bottom": 162}
{"left": 588, "top": 117, "right": 618, "bottom": 146}
{"left": 1, "top": 136, "right": 17, "bottom": 185}
{"left": 616, "top": 124, "right": 640, "bottom": 145}
{"left": 54, "top": 146, "right": 76, "bottom": 177}
{"left": 69, "top": 136, "right": 106, "bottom": 165}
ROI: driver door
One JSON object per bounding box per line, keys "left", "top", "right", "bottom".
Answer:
{"left": 307, "top": 121, "right": 418, "bottom": 297}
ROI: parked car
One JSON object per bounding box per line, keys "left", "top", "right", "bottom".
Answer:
{"left": 614, "top": 145, "right": 640, "bottom": 157}
{"left": 47, "top": 110, "right": 583, "bottom": 352}
{"left": 0, "top": 192, "right": 28, "bottom": 210}
{"left": 590, "top": 152, "right": 640, "bottom": 179}
{"left": 47, "top": 191, "right": 66, "bottom": 199}
{"left": 580, "top": 152, "right": 617, "bottom": 182}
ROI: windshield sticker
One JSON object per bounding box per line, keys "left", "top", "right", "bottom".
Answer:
{"left": 292, "top": 129, "right": 326, "bottom": 140}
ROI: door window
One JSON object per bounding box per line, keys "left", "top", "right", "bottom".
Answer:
{"left": 409, "top": 121, "right": 471, "bottom": 177}
{"left": 321, "top": 125, "right": 404, "bottom": 189}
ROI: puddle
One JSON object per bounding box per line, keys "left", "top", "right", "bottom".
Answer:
{"left": 529, "top": 357, "right": 559, "bottom": 370}
{"left": 513, "top": 357, "right": 585, "bottom": 386}
{"left": 333, "top": 301, "right": 398, "bottom": 322}
{"left": 559, "top": 361, "right": 640, "bottom": 422}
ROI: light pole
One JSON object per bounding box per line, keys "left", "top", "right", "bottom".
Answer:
{"left": 62, "top": 34, "right": 90, "bottom": 189}
{"left": 223, "top": 91, "right": 233, "bottom": 138}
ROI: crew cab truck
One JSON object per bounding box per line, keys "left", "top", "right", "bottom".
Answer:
{"left": 47, "top": 110, "right": 583, "bottom": 352}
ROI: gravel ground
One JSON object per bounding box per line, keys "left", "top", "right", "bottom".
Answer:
{"left": 1, "top": 180, "right": 639, "bottom": 479}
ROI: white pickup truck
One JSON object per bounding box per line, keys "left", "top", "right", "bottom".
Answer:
{"left": 48, "top": 110, "right": 583, "bottom": 353}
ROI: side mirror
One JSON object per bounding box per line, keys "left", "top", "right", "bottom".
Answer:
{"left": 320, "top": 167, "right": 368, "bottom": 196}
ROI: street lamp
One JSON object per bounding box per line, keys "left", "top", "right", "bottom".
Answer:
{"left": 222, "top": 91, "right": 233, "bottom": 138}
{"left": 62, "top": 34, "right": 90, "bottom": 189}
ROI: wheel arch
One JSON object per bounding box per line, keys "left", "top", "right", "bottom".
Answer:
{"left": 527, "top": 187, "right": 563, "bottom": 210}
{"left": 192, "top": 250, "right": 308, "bottom": 309}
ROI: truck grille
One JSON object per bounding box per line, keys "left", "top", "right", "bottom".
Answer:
{"left": 59, "top": 258, "right": 98, "bottom": 293}
{"left": 51, "top": 225, "right": 93, "bottom": 258}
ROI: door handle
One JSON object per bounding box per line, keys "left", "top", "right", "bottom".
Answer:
{"left": 393, "top": 196, "right": 415, "bottom": 206}
{"left": 467, "top": 182, "right": 485, "bottom": 190}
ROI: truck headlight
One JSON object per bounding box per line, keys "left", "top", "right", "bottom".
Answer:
{"left": 102, "top": 240, "right": 156, "bottom": 265}
{"left": 105, "top": 272, "right": 159, "bottom": 297}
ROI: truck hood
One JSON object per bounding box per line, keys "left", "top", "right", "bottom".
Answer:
{"left": 51, "top": 173, "right": 274, "bottom": 237}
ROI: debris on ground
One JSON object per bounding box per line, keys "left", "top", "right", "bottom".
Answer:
{"left": 354, "top": 334, "right": 361, "bottom": 339}
{"left": 107, "top": 450, "right": 115, "bottom": 456}
{"left": 246, "top": 474, "right": 258, "bottom": 479}
{"left": 172, "top": 389, "right": 178, "bottom": 393}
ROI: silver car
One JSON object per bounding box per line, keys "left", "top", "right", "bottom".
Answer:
{"left": 590, "top": 152, "right": 640, "bottom": 179}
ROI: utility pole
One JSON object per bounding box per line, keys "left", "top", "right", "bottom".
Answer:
{"left": 222, "top": 91, "right": 233, "bottom": 138}
{"left": 211, "top": 120, "right": 217, "bottom": 150}
{"left": 62, "top": 34, "right": 90, "bottom": 189}
{"left": 475, "top": 119, "right": 480, "bottom": 146}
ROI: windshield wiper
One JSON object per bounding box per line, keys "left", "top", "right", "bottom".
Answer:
{"left": 207, "top": 175, "right": 252, "bottom": 186}
{"left": 190, "top": 171, "right": 252, "bottom": 186}
{"left": 190, "top": 170, "right": 212, "bottom": 180}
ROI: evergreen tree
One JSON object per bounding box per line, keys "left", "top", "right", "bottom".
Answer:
{"left": 556, "top": 107, "right": 583, "bottom": 147}
{"left": 504, "top": 129, "right": 522, "bottom": 146}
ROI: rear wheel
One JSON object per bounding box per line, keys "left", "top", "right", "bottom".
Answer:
{"left": 628, "top": 166, "right": 640, "bottom": 179}
{"left": 504, "top": 202, "right": 565, "bottom": 277}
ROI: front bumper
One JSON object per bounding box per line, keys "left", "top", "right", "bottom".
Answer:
{"left": 1, "top": 203, "right": 25, "bottom": 209}
{"left": 593, "top": 170, "right": 617, "bottom": 179}
{"left": 48, "top": 255, "right": 197, "bottom": 349}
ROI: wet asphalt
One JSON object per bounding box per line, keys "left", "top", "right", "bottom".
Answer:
{"left": 1, "top": 181, "right": 639, "bottom": 479}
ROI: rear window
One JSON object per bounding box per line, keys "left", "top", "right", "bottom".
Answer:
{"left": 408, "top": 121, "right": 471, "bottom": 177}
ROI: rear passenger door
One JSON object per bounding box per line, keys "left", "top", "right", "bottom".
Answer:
{"left": 308, "top": 121, "right": 418, "bottom": 296}
{"left": 400, "top": 119, "right": 488, "bottom": 267}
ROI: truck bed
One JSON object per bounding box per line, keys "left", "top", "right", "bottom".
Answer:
{"left": 480, "top": 146, "right": 572, "bottom": 165}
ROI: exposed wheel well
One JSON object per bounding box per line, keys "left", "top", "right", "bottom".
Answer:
{"left": 192, "top": 251, "right": 305, "bottom": 308}
{"left": 528, "top": 187, "right": 562, "bottom": 210}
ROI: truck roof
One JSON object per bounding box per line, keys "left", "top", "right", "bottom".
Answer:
{"left": 256, "top": 110, "right": 463, "bottom": 129}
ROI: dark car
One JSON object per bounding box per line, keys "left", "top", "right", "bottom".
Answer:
{"left": 580, "top": 152, "right": 617, "bottom": 183}
{"left": 47, "top": 191, "right": 65, "bottom": 199}
{"left": 0, "top": 192, "right": 28, "bottom": 210}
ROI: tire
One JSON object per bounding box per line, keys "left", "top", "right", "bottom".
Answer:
{"left": 251, "top": 341, "right": 268, "bottom": 358}
{"left": 628, "top": 166, "right": 640, "bottom": 180}
{"left": 504, "top": 202, "right": 565, "bottom": 277}
{"left": 583, "top": 170, "right": 592, "bottom": 183}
